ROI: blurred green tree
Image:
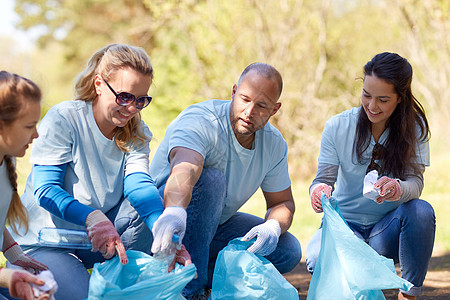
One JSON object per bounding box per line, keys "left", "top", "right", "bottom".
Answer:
{"left": 12, "top": 0, "right": 449, "bottom": 179}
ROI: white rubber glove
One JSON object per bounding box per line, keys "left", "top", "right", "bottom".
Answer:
{"left": 151, "top": 206, "right": 187, "bottom": 254}
{"left": 3, "top": 243, "right": 47, "bottom": 274}
{"left": 242, "top": 219, "right": 281, "bottom": 256}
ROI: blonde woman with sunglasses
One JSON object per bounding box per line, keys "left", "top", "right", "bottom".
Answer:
{"left": 9, "top": 44, "right": 191, "bottom": 300}
{"left": 306, "top": 52, "right": 434, "bottom": 300}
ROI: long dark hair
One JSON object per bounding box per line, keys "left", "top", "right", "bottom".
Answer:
{"left": 354, "top": 52, "right": 430, "bottom": 179}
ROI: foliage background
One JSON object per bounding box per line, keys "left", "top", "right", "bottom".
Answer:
{"left": 1, "top": 0, "right": 449, "bottom": 261}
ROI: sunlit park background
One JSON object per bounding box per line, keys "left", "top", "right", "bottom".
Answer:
{"left": 1, "top": 0, "right": 449, "bottom": 267}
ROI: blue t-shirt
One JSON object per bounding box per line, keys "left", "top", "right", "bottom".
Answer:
{"left": 13, "top": 100, "right": 154, "bottom": 245}
{"left": 0, "top": 160, "right": 14, "bottom": 249}
{"left": 319, "top": 106, "right": 430, "bottom": 225}
{"left": 150, "top": 100, "right": 291, "bottom": 224}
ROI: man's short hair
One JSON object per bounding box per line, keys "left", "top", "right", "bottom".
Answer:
{"left": 237, "top": 63, "right": 283, "bottom": 97}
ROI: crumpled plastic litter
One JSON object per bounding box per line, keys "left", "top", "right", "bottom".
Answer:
{"left": 363, "top": 170, "right": 381, "bottom": 201}
{"left": 32, "top": 270, "right": 58, "bottom": 300}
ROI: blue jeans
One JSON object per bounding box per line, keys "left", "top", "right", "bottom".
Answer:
{"left": 158, "top": 168, "right": 302, "bottom": 298}
{"left": 0, "top": 287, "right": 13, "bottom": 300}
{"left": 10, "top": 198, "right": 153, "bottom": 300}
{"left": 305, "top": 199, "right": 435, "bottom": 296}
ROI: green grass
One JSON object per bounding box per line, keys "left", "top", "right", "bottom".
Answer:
{"left": 420, "top": 133, "right": 450, "bottom": 254}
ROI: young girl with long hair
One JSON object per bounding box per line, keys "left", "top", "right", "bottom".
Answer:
{"left": 0, "top": 71, "right": 49, "bottom": 300}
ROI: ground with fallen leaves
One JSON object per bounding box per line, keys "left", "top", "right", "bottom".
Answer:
{"left": 284, "top": 251, "right": 450, "bottom": 299}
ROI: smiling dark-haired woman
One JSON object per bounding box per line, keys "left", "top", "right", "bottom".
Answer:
{"left": 306, "top": 52, "right": 435, "bottom": 300}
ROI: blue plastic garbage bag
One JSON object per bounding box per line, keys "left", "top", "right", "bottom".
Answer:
{"left": 209, "top": 238, "right": 299, "bottom": 300}
{"left": 307, "top": 194, "right": 413, "bottom": 300}
{"left": 88, "top": 250, "right": 197, "bottom": 300}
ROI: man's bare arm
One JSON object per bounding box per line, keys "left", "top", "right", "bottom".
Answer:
{"left": 164, "top": 147, "right": 205, "bottom": 208}
{"left": 263, "top": 187, "right": 295, "bottom": 233}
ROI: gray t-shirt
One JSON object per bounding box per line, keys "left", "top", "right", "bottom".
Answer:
{"left": 150, "top": 99, "right": 291, "bottom": 224}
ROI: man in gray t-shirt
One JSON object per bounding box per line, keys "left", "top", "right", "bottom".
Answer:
{"left": 150, "top": 63, "right": 301, "bottom": 299}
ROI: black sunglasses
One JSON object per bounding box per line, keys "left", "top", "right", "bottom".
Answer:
{"left": 104, "top": 80, "right": 152, "bottom": 109}
{"left": 366, "top": 143, "right": 384, "bottom": 174}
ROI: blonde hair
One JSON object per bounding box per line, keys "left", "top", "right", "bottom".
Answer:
{"left": 74, "top": 44, "right": 154, "bottom": 151}
{"left": 0, "top": 71, "right": 41, "bottom": 233}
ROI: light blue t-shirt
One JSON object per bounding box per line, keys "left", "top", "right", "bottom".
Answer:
{"left": 319, "top": 106, "right": 430, "bottom": 226}
{"left": 150, "top": 99, "right": 291, "bottom": 224}
{"left": 13, "top": 100, "right": 152, "bottom": 246}
{"left": 0, "top": 160, "right": 14, "bottom": 249}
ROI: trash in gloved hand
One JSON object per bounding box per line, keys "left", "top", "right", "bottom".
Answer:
{"left": 363, "top": 170, "right": 381, "bottom": 201}
{"left": 153, "top": 234, "right": 180, "bottom": 265}
{"left": 32, "top": 270, "right": 58, "bottom": 300}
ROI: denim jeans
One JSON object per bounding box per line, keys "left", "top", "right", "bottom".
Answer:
{"left": 0, "top": 287, "right": 13, "bottom": 300}
{"left": 305, "top": 199, "right": 435, "bottom": 296}
{"left": 9, "top": 198, "right": 153, "bottom": 300}
{"left": 159, "top": 168, "right": 302, "bottom": 298}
